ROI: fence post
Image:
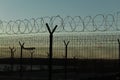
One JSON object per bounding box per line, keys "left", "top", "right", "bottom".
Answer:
{"left": 19, "top": 41, "right": 25, "bottom": 78}
{"left": 46, "top": 23, "right": 57, "bottom": 80}
{"left": 118, "top": 39, "right": 120, "bottom": 61}
{"left": 22, "top": 46, "right": 35, "bottom": 72}
{"left": 117, "top": 39, "right": 120, "bottom": 78}
{"left": 9, "top": 47, "right": 16, "bottom": 71}
{"left": 30, "top": 51, "right": 34, "bottom": 71}
{"left": 63, "top": 40, "right": 70, "bottom": 80}
{"left": 19, "top": 41, "right": 35, "bottom": 77}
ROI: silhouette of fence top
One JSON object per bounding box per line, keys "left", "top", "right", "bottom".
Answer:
{"left": 46, "top": 23, "right": 57, "bottom": 34}
{"left": 9, "top": 47, "right": 16, "bottom": 58}
{"left": 0, "top": 11, "right": 120, "bottom": 34}
{"left": 63, "top": 40, "right": 70, "bottom": 46}
{"left": 19, "top": 41, "right": 24, "bottom": 48}
{"left": 0, "top": 12, "right": 120, "bottom": 59}
{"left": 9, "top": 47, "right": 16, "bottom": 53}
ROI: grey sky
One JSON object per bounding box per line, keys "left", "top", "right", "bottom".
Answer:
{"left": 0, "top": 0, "right": 120, "bottom": 20}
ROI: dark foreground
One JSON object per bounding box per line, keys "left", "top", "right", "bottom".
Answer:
{"left": 0, "top": 58, "right": 119, "bottom": 80}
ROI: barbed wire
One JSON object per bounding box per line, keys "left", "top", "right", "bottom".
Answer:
{"left": 0, "top": 11, "right": 120, "bottom": 34}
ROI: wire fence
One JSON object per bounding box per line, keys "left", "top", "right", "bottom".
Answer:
{"left": 0, "top": 12, "right": 120, "bottom": 80}
{"left": 0, "top": 32, "right": 119, "bottom": 80}
{"left": 0, "top": 32, "right": 119, "bottom": 59}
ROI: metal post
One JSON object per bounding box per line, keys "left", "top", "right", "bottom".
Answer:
{"left": 46, "top": 23, "right": 57, "bottom": 80}
{"left": 19, "top": 41, "right": 24, "bottom": 78}
{"left": 30, "top": 51, "right": 34, "bottom": 71}
{"left": 118, "top": 39, "right": 120, "bottom": 61}
{"left": 63, "top": 40, "right": 70, "bottom": 80}
{"left": 117, "top": 39, "right": 120, "bottom": 78}
{"left": 22, "top": 46, "right": 35, "bottom": 72}
{"left": 19, "top": 41, "right": 35, "bottom": 77}
{"left": 9, "top": 47, "right": 16, "bottom": 71}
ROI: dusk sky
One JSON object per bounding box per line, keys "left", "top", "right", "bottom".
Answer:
{"left": 0, "top": 0, "right": 120, "bottom": 20}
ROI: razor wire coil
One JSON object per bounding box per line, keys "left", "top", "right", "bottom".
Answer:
{"left": 0, "top": 12, "right": 120, "bottom": 34}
